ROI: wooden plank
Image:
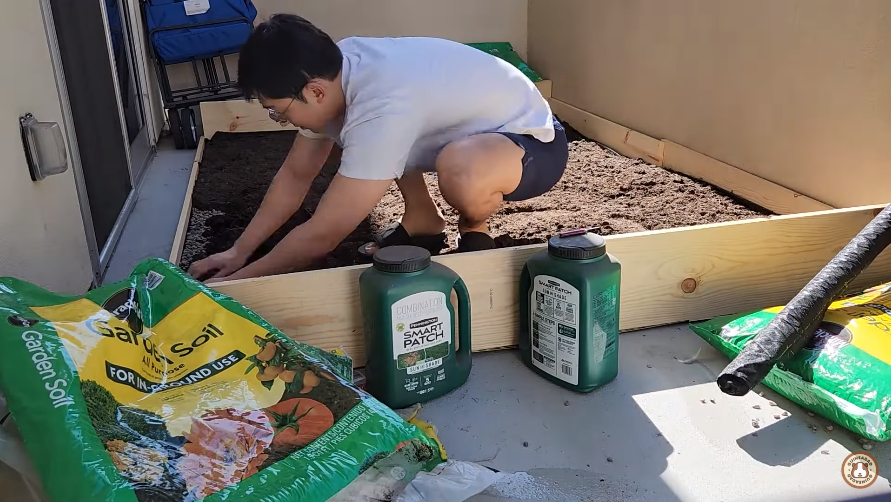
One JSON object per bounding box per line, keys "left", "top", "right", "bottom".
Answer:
{"left": 535, "top": 79, "right": 552, "bottom": 99}
{"left": 549, "top": 98, "right": 664, "bottom": 165}
{"left": 200, "top": 100, "right": 298, "bottom": 139}
{"left": 662, "top": 141, "right": 833, "bottom": 215}
{"left": 194, "top": 136, "right": 206, "bottom": 163}
{"left": 627, "top": 130, "right": 664, "bottom": 164}
{"left": 549, "top": 97, "right": 834, "bottom": 215}
{"left": 198, "top": 80, "right": 554, "bottom": 139}
{"left": 168, "top": 137, "right": 204, "bottom": 265}
{"left": 213, "top": 204, "right": 891, "bottom": 367}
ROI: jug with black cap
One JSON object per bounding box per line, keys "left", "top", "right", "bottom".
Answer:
{"left": 519, "top": 229, "right": 621, "bottom": 392}
{"left": 359, "top": 245, "right": 472, "bottom": 408}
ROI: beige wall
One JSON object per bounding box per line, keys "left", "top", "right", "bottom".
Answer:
{"left": 255, "top": 0, "right": 528, "bottom": 57}
{"left": 0, "top": 1, "right": 93, "bottom": 293}
{"left": 160, "top": 0, "right": 529, "bottom": 112}
{"left": 529, "top": 0, "right": 891, "bottom": 208}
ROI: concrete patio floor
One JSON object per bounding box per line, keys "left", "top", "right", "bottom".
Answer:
{"left": 441, "top": 332, "right": 891, "bottom": 502}
{"left": 103, "top": 137, "right": 196, "bottom": 283}
{"left": 95, "top": 136, "right": 891, "bottom": 501}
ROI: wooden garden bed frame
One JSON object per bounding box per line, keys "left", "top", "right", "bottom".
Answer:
{"left": 171, "top": 81, "right": 891, "bottom": 367}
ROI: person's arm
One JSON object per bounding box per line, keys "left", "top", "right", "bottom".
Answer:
{"left": 187, "top": 132, "right": 333, "bottom": 279}
{"left": 217, "top": 174, "right": 392, "bottom": 280}
{"left": 212, "top": 112, "right": 418, "bottom": 281}
{"left": 231, "top": 133, "right": 334, "bottom": 258}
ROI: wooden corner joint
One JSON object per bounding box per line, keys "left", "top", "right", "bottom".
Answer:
{"left": 624, "top": 129, "right": 665, "bottom": 166}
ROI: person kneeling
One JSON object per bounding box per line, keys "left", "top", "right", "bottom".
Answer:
{"left": 188, "top": 14, "right": 568, "bottom": 283}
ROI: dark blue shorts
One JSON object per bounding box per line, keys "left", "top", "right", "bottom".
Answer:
{"left": 499, "top": 115, "right": 569, "bottom": 202}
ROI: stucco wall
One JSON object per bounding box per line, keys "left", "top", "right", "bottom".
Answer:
{"left": 528, "top": 0, "right": 891, "bottom": 208}
{"left": 255, "top": 0, "right": 528, "bottom": 58}
{"left": 0, "top": 0, "right": 93, "bottom": 293}
{"left": 160, "top": 0, "right": 529, "bottom": 119}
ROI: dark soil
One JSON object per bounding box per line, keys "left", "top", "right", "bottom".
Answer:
{"left": 180, "top": 131, "right": 361, "bottom": 270}
{"left": 180, "top": 123, "right": 771, "bottom": 272}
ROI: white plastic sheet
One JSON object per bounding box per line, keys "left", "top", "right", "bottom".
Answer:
{"left": 395, "top": 460, "right": 504, "bottom": 502}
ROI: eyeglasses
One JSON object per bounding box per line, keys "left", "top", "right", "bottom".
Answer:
{"left": 267, "top": 98, "right": 295, "bottom": 125}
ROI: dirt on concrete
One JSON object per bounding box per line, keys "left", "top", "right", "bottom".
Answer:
{"left": 179, "top": 123, "right": 770, "bottom": 273}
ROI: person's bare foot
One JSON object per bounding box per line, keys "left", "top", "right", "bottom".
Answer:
{"left": 399, "top": 211, "right": 447, "bottom": 237}
{"left": 457, "top": 215, "right": 489, "bottom": 237}
{"left": 395, "top": 170, "right": 447, "bottom": 237}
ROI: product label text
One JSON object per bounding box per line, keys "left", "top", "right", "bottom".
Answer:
{"left": 21, "top": 331, "right": 75, "bottom": 408}
{"left": 106, "top": 350, "right": 245, "bottom": 394}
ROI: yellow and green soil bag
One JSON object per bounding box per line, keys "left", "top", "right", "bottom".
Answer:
{"left": 0, "top": 259, "right": 441, "bottom": 502}
{"left": 690, "top": 281, "right": 891, "bottom": 442}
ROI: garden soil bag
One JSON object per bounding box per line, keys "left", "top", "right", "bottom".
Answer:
{"left": 0, "top": 258, "right": 442, "bottom": 502}
{"left": 690, "top": 281, "right": 891, "bottom": 442}
{"left": 465, "top": 42, "right": 543, "bottom": 82}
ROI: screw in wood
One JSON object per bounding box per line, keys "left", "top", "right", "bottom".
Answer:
{"left": 681, "top": 278, "right": 698, "bottom": 294}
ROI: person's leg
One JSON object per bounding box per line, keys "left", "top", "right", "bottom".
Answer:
{"left": 435, "top": 134, "right": 525, "bottom": 237}
{"left": 436, "top": 117, "right": 569, "bottom": 252}
{"left": 395, "top": 170, "right": 446, "bottom": 236}
{"left": 358, "top": 171, "right": 449, "bottom": 257}
{"left": 362, "top": 117, "right": 569, "bottom": 256}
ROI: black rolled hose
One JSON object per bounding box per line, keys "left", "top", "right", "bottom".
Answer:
{"left": 717, "top": 205, "right": 891, "bottom": 396}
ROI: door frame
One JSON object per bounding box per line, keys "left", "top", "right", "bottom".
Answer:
{"left": 97, "top": 0, "right": 141, "bottom": 188}
{"left": 98, "top": 0, "right": 159, "bottom": 271}
{"left": 39, "top": 0, "right": 154, "bottom": 285}
{"left": 123, "top": 0, "right": 162, "bottom": 146}
{"left": 104, "top": 0, "right": 156, "bottom": 184}
{"left": 38, "top": 0, "right": 102, "bottom": 286}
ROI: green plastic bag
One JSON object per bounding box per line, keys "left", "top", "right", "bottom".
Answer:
{"left": 690, "top": 281, "right": 891, "bottom": 442}
{"left": 0, "top": 258, "right": 441, "bottom": 502}
{"left": 466, "top": 42, "right": 543, "bottom": 82}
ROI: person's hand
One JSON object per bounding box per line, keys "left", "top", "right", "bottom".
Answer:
{"left": 187, "top": 248, "right": 247, "bottom": 282}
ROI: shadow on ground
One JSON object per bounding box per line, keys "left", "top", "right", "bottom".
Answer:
{"left": 416, "top": 325, "right": 891, "bottom": 501}
{"left": 417, "top": 327, "right": 720, "bottom": 501}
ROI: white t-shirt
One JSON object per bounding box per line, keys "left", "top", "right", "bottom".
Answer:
{"left": 299, "top": 36, "right": 555, "bottom": 181}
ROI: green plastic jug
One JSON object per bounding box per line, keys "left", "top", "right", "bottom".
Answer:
{"left": 519, "top": 229, "right": 621, "bottom": 392}
{"left": 359, "top": 245, "right": 472, "bottom": 409}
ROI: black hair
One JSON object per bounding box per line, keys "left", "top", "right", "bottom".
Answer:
{"left": 237, "top": 14, "right": 343, "bottom": 101}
